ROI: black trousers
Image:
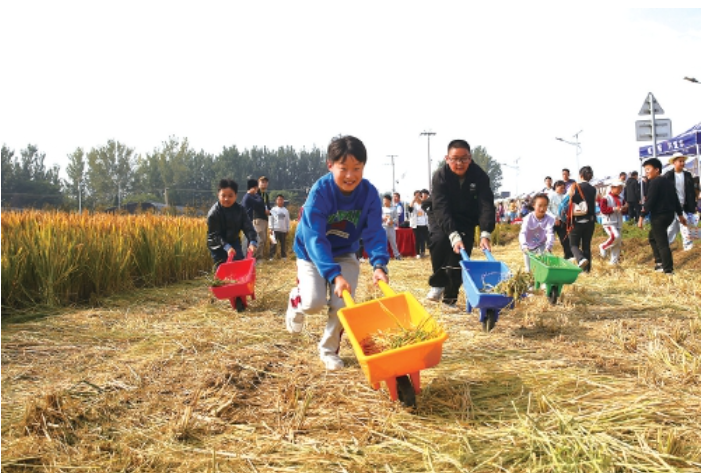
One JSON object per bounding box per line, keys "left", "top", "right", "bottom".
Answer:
{"left": 428, "top": 228, "right": 475, "bottom": 303}
{"left": 554, "top": 221, "right": 573, "bottom": 259}
{"left": 627, "top": 202, "right": 641, "bottom": 221}
{"left": 413, "top": 225, "right": 429, "bottom": 256}
{"left": 569, "top": 219, "right": 595, "bottom": 273}
{"left": 649, "top": 212, "right": 675, "bottom": 273}
{"left": 270, "top": 231, "right": 287, "bottom": 258}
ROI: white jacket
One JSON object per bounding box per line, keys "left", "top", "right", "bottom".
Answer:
{"left": 269, "top": 206, "right": 290, "bottom": 232}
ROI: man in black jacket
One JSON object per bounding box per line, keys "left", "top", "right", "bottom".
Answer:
{"left": 427, "top": 139, "right": 495, "bottom": 307}
{"left": 638, "top": 158, "right": 686, "bottom": 274}
{"left": 625, "top": 171, "right": 642, "bottom": 221}
{"left": 664, "top": 152, "right": 698, "bottom": 251}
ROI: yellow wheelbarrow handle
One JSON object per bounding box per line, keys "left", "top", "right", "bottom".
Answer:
{"left": 342, "top": 280, "right": 396, "bottom": 308}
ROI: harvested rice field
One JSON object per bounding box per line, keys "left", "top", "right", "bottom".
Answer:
{"left": 2, "top": 235, "right": 701, "bottom": 472}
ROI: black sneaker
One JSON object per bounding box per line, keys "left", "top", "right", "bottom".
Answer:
{"left": 654, "top": 263, "right": 663, "bottom": 272}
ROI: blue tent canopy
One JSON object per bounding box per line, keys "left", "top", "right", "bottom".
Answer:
{"left": 639, "top": 122, "right": 701, "bottom": 158}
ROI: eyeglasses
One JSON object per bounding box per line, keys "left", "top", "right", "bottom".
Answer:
{"left": 447, "top": 157, "right": 470, "bottom": 164}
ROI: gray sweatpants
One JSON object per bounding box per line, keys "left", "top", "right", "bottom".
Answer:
{"left": 385, "top": 226, "right": 400, "bottom": 258}
{"left": 286, "top": 253, "right": 360, "bottom": 357}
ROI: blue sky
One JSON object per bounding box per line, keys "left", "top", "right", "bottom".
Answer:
{"left": 1, "top": 4, "right": 699, "bottom": 198}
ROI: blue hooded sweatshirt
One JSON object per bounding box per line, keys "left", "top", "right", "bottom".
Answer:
{"left": 294, "top": 173, "right": 389, "bottom": 283}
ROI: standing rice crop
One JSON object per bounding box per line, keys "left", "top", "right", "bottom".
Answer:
{"left": 1, "top": 210, "right": 211, "bottom": 310}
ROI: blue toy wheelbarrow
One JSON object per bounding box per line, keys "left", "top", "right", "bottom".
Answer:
{"left": 460, "top": 249, "right": 515, "bottom": 332}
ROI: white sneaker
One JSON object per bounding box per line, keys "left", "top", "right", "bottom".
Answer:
{"left": 426, "top": 287, "right": 444, "bottom": 301}
{"left": 285, "top": 307, "right": 304, "bottom": 334}
{"left": 578, "top": 258, "right": 589, "bottom": 269}
{"left": 599, "top": 245, "right": 607, "bottom": 258}
{"left": 415, "top": 254, "right": 422, "bottom": 259}
{"left": 321, "top": 354, "right": 344, "bottom": 370}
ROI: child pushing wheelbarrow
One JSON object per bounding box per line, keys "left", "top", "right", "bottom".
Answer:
{"left": 338, "top": 281, "right": 448, "bottom": 408}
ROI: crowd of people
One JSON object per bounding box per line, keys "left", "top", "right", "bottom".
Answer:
{"left": 205, "top": 135, "right": 699, "bottom": 371}
{"left": 500, "top": 153, "right": 699, "bottom": 273}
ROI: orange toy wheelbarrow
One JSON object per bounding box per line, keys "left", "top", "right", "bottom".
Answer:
{"left": 337, "top": 281, "right": 448, "bottom": 407}
{"left": 209, "top": 251, "right": 256, "bottom": 311}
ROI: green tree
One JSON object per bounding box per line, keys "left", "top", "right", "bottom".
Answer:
{"left": 64, "top": 147, "right": 86, "bottom": 209}
{"left": 1, "top": 145, "right": 15, "bottom": 206}
{"left": 470, "top": 146, "right": 502, "bottom": 193}
{"left": 1, "top": 144, "right": 62, "bottom": 208}
{"left": 86, "top": 140, "right": 135, "bottom": 208}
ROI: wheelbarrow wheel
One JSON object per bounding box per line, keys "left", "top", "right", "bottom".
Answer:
{"left": 482, "top": 309, "right": 496, "bottom": 333}
{"left": 396, "top": 375, "right": 416, "bottom": 408}
{"left": 235, "top": 297, "right": 246, "bottom": 312}
{"left": 548, "top": 286, "right": 559, "bottom": 305}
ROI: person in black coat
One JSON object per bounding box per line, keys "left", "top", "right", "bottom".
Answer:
{"left": 427, "top": 139, "right": 495, "bottom": 307}
{"left": 625, "top": 171, "right": 642, "bottom": 221}
{"left": 567, "top": 166, "right": 597, "bottom": 272}
{"left": 664, "top": 152, "right": 698, "bottom": 251}
{"left": 207, "top": 179, "right": 258, "bottom": 266}
{"left": 638, "top": 158, "right": 686, "bottom": 274}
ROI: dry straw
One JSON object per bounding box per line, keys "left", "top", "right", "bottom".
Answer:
{"left": 2, "top": 223, "right": 700, "bottom": 471}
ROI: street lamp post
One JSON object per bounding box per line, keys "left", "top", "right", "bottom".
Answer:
{"left": 500, "top": 157, "right": 521, "bottom": 197}
{"left": 386, "top": 155, "right": 398, "bottom": 194}
{"left": 555, "top": 130, "right": 583, "bottom": 172}
{"left": 420, "top": 130, "right": 436, "bottom": 191}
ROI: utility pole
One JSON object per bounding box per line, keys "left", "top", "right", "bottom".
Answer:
{"left": 386, "top": 155, "right": 398, "bottom": 194}
{"left": 420, "top": 131, "right": 436, "bottom": 191}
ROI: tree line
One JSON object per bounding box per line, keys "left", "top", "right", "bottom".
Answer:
{"left": 1, "top": 138, "right": 504, "bottom": 211}
{"left": 1, "top": 137, "right": 328, "bottom": 210}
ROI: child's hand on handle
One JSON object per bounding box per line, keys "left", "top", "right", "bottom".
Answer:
{"left": 373, "top": 267, "right": 389, "bottom": 286}
{"left": 452, "top": 241, "right": 465, "bottom": 254}
{"left": 333, "top": 275, "right": 352, "bottom": 299}
{"left": 227, "top": 248, "right": 236, "bottom": 259}
{"left": 247, "top": 243, "right": 256, "bottom": 255}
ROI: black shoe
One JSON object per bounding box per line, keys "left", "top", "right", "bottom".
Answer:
{"left": 654, "top": 263, "right": 663, "bottom": 272}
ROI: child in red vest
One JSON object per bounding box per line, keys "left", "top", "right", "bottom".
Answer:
{"left": 599, "top": 180, "right": 628, "bottom": 265}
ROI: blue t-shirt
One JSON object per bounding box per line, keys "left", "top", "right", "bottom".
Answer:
{"left": 294, "top": 173, "right": 389, "bottom": 283}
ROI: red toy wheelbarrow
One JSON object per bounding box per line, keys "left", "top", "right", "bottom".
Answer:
{"left": 209, "top": 251, "right": 256, "bottom": 311}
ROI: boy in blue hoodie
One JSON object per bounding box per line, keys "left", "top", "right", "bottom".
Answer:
{"left": 286, "top": 135, "right": 390, "bottom": 370}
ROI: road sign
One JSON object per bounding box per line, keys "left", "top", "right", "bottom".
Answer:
{"left": 635, "top": 119, "right": 672, "bottom": 142}
{"left": 638, "top": 93, "right": 664, "bottom": 116}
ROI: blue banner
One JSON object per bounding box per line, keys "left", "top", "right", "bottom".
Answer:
{"left": 639, "top": 122, "right": 701, "bottom": 158}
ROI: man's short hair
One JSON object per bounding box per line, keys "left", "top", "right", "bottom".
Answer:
{"left": 447, "top": 139, "right": 471, "bottom": 153}
{"left": 276, "top": 194, "right": 285, "bottom": 199}
{"left": 619, "top": 172, "right": 627, "bottom": 178}
{"left": 258, "top": 176, "right": 269, "bottom": 182}
{"left": 631, "top": 171, "right": 638, "bottom": 177}
{"left": 247, "top": 179, "right": 258, "bottom": 190}
{"left": 327, "top": 135, "right": 367, "bottom": 164}
{"left": 562, "top": 168, "right": 570, "bottom": 173}
{"left": 218, "top": 178, "right": 238, "bottom": 194}
{"left": 420, "top": 189, "right": 430, "bottom": 195}
{"left": 382, "top": 194, "right": 392, "bottom": 200}
{"left": 554, "top": 180, "right": 566, "bottom": 189}
{"left": 643, "top": 158, "right": 662, "bottom": 171}
{"left": 545, "top": 176, "right": 552, "bottom": 181}
{"left": 393, "top": 192, "right": 400, "bottom": 198}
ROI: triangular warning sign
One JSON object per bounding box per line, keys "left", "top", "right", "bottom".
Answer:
{"left": 639, "top": 93, "right": 665, "bottom": 116}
